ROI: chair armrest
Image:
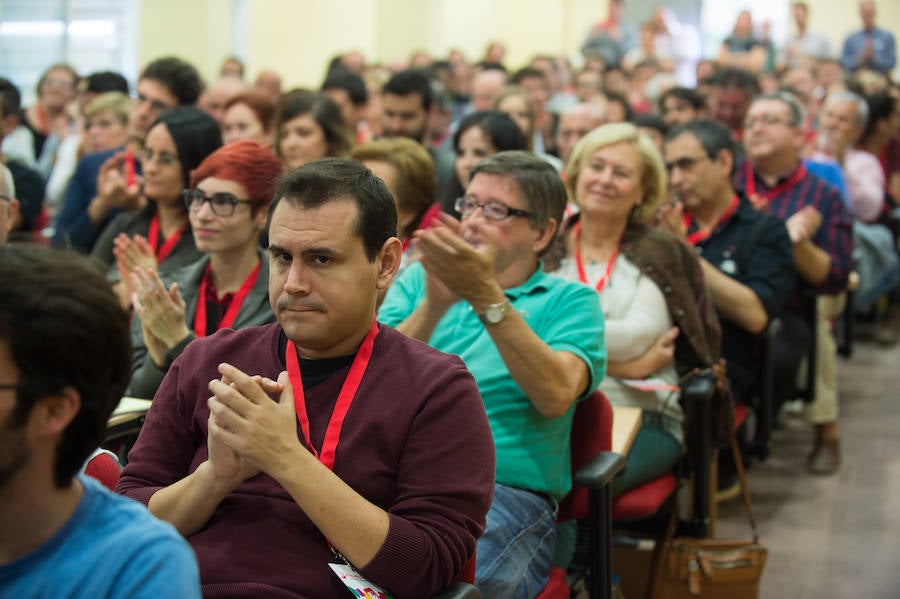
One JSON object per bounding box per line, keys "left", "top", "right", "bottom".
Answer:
{"left": 430, "top": 582, "right": 481, "bottom": 599}
{"left": 574, "top": 451, "right": 627, "bottom": 489}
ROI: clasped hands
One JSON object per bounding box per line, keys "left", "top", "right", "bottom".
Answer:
{"left": 206, "top": 365, "right": 306, "bottom": 489}
{"left": 412, "top": 213, "right": 503, "bottom": 311}
{"left": 131, "top": 267, "right": 190, "bottom": 367}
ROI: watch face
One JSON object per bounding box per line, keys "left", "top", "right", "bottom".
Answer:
{"left": 485, "top": 306, "right": 503, "bottom": 323}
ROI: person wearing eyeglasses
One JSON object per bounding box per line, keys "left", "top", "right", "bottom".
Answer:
{"left": 126, "top": 141, "right": 280, "bottom": 400}
{"left": 379, "top": 151, "right": 606, "bottom": 597}
{"left": 90, "top": 107, "right": 220, "bottom": 308}
{"left": 658, "top": 120, "right": 794, "bottom": 409}
{"left": 54, "top": 56, "right": 204, "bottom": 253}
{"left": 736, "top": 92, "right": 853, "bottom": 475}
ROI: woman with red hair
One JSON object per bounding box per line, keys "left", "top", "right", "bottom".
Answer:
{"left": 222, "top": 91, "right": 276, "bottom": 147}
{"left": 127, "top": 141, "right": 283, "bottom": 399}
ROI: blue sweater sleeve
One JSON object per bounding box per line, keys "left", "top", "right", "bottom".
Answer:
{"left": 53, "top": 150, "right": 115, "bottom": 252}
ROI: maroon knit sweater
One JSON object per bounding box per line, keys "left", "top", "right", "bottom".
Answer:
{"left": 117, "top": 323, "right": 495, "bottom": 598}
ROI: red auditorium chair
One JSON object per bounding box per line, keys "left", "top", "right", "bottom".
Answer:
{"left": 83, "top": 448, "right": 122, "bottom": 490}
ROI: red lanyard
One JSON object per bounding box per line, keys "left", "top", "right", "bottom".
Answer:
{"left": 573, "top": 220, "right": 618, "bottom": 293}
{"left": 193, "top": 261, "right": 261, "bottom": 338}
{"left": 401, "top": 203, "right": 443, "bottom": 253}
{"left": 743, "top": 162, "right": 807, "bottom": 205}
{"left": 147, "top": 213, "right": 186, "bottom": 263}
{"left": 285, "top": 320, "right": 378, "bottom": 471}
{"left": 684, "top": 194, "right": 740, "bottom": 245}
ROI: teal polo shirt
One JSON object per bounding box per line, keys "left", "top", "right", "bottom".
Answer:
{"left": 379, "top": 262, "right": 606, "bottom": 499}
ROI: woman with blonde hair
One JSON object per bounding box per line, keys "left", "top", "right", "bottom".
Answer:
{"left": 546, "top": 122, "right": 720, "bottom": 496}
{"left": 351, "top": 137, "right": 439, "bottom": 273}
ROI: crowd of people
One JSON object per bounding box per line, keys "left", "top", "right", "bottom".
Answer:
{"left": 1, "top": 0, "right": 899, "bottom": 597}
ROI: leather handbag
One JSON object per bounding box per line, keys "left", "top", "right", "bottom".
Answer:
{"left": 651, "top": 434, "right": 767, "bottom": 598}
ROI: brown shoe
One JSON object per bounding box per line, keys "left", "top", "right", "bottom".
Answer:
{"left": 807, "top": 436, "right": 841, "bottom": 475}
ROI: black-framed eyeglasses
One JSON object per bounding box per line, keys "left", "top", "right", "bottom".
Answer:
{"left": 0, "top": 382, "right": 19, "bottom": 391}
{"left": 665, "top": 155, "right": 709, "bottom": 173}
{"left": 0, "top": 195, "right": 11, "bottom": 203}
{"left": 183, "top": 189, "right": 254, "bottom": 217}
{"left": 454, "top": 196, "right": 532, "bottom": 221}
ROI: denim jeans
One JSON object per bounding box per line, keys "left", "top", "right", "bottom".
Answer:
{"left": 475, "top": 483, "right": 557, "bottom": 599}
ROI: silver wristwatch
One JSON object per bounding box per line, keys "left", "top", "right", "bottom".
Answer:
{"left": 478, "top": 299, "right": 512, "bottom": 325}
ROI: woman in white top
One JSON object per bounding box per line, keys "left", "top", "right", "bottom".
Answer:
{"left": 548, "top": 123, "right": 720, "bottom": 496}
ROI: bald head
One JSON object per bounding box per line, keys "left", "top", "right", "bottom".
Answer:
{"left": 198, "top": 76, "right": 246, "bottom": 124}
{"left": 254, "top": 70, "right": 283, "bottom": 104}
{"left": 557, "top": 103, "right": 606, "bottom": 164}
{"left": 471, "top": 69, "right": 508, "bottom": 111}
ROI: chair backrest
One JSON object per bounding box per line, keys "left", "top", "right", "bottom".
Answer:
{"left": 557, "top": 390, "right": 613, "bottom": 522}
{"left": 83, "top": 448, "right": 122, "bottom": 490}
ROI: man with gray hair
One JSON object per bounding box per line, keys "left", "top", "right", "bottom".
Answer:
{"left": 818, "top": 91, "right": 881, "bottom": 221}
{"left": 736, "top": 92, "right": 853, "bottom": 475}
{"left": 556, "top": 102, "right": 606, "bottom": 166}
{"left": 379, "top": 151, "right": 606, "bottom": 597}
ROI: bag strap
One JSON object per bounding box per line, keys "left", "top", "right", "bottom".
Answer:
{"left": 730, "top": 431, "right": 760, "bottom": 543}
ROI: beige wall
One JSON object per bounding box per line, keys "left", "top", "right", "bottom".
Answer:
{"left": 137, "top": 0, "right": 899, "bottom": 87}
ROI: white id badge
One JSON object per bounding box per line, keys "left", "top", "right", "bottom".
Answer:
{"left": 329, "top": 562, "right": 395, "bottom": 599}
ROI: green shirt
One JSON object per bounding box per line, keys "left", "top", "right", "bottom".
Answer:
{"left": 379, "top": 263, "right": 606, "bottom": 499}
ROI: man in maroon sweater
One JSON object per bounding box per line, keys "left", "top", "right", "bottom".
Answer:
{"left": 116, "top": 159, "right": 495, "bottom": 598}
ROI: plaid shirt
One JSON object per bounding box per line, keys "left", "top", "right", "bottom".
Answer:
{"left": 734, "top": 159, "right": 853, "bottom": 300}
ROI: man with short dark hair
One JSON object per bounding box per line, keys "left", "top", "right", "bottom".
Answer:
{"left": 710, "top": 67, "right": 761, "bottom": 139}
{"left": 660, "top": 119, "right": 794, "bottom": 400}
{"left": 381, "top": 69, "right": 455, "bottom": 209}
{"left": 380, "top": 151, "right": 606, "bottom": 597}
{"left": 0, "top": 245, "right": 200, "bottom": 597}
{"left": 117, "top": 158, "right": 494, "bottom": 598}
{"left": 321, "top": 71, "right": 370, "bottom": 144}
{"left": 659, "top": 86, "right": 707, "bottom": 126}
{"left": 736, "top": 93, "right": 853, "bottom": 474}
{"left": 54, "top": 56, "right": 203, "bottom": 252}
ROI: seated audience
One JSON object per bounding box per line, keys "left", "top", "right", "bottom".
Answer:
{"left": 442, "top": 110, "right": 528, "bottom": 210}
{"left": 350, "top": 137, "right": 440, "bottom": 273}
{"left": 494, "top": 86, "right": 564, "bottom": 171}
{"left": 127, "top": 141, "right": 281, "bottom": 399}
{"left": 556, "top": 102, "right": 606, "bottom": 167}
{"left": 380, "top": 151, "right": 606, "bottom": 597}
{"left": 321, "top": 71, "right": 371, "bottom": 145}
{"left": 117, "top": 159, "right": 494, "bottom": 597}
{"left": 273, "top": 92, "right": 352, "bottom": 170}
{"left": 221, "top": 91, "right": 276, "bottom": 147}
{"left": 91, "top": 107, "right": 221, "bottom": 306}
{"left": 0, "top": 244, "right": 201, "bottom": 598}
{"left": 659, "top": 120, "right": 794, "bottom": 402}
{"left": 658, "top": 86, "right": 707, "bottom": 127}
{"left": 46, "top": 91, "right": 131, "bottom": 213}
{"left": 381, "top": 69, "right": 456, "bottom": 202}
{"left": 0, "top": 78, "right": 45, "bottom": 240}
{"left": 547, "top": 122, "right": 720, "bottom": 497}
{"left": 737, "top": 92, "right": 853, "bottom": 474}
{"left": 54, "top": 56, "right": 203, "bottom": 252}
{"left": 0, "top": 166, "right": 20, "bottom": 244}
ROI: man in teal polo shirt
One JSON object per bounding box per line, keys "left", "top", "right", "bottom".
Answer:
{"left": 379, "top": 151, "right": 606, "bottom": 598}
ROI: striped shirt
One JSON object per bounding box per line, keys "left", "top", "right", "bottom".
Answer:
{"left": 734, "top": 160, "right": 853, "bottom": 305}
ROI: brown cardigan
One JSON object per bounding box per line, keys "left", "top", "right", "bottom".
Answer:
{"left": 544, "top": 216, "right": 722, "bottom": 375}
